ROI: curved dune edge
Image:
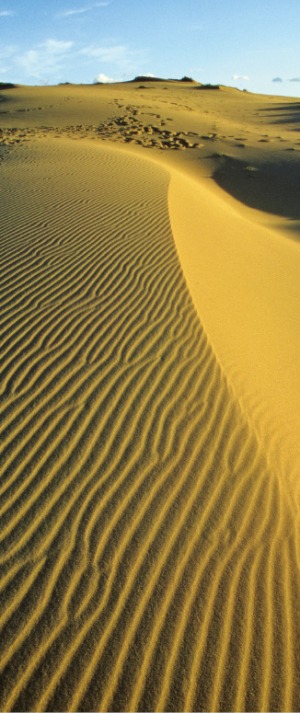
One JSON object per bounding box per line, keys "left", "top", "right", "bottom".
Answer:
{"left": 0, "top": 138, "right": 300, "bottom": 712}
{"left": 169, "top": 168, "right": 300, "bottom": 491}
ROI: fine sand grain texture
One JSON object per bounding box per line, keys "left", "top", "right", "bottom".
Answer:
{"left": 1, "top": 82, "right": 300, "bottom": 712}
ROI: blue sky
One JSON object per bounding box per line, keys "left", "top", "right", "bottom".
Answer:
{"left": 0, "top": 0, "right": 300, "bottom": 96}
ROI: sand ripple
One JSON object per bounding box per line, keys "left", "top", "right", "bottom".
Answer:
{"left": 0, "top": 139, "right": 299, "bottom": 712}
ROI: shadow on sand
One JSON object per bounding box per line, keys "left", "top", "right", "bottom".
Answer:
{"left": 213, "top": 154, "right": 300, "bottom": 238}
{"left": 258, "top": 102, "right": 300, "bottom": 129}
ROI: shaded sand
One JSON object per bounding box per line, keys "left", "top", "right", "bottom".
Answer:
{"left": 1, "top": 83, "right": 300, "bottom": 712}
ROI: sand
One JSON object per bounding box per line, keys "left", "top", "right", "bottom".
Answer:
{"left": 0, "top": 81, "right": 300, "bottom": 712}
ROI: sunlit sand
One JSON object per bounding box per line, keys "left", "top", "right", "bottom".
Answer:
{"left": 1, "top": 80, "right": 300, "bottom": 712}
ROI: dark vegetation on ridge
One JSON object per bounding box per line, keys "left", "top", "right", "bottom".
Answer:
{"left": 130, "top": 75, "right": 196, "bottom": 83}
{"left": 0, "top": 83, "right": 16, "bottom": 90}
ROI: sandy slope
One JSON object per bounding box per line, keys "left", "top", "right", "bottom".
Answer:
{"left": 169, "top": 170, "right": 300, "bottom": 489}
{"left": 0, "top": 82, "right": 300, "bottom": 712}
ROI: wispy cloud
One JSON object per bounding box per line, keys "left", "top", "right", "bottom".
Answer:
{"left": 80, "top": 43, "right": 145, "bottom": 78}
{"left": 81, "top": 44, "right": 128, "bottom": 61}
{"left": 16, "top": 39, "right": 74, "bottom": 81}
{"left": 272, "top": 77, "right": 300, "bottom": 83}
{"left": 44, "top": 39, "right": 74, "bottom": 53}
{"left": 59, "top": 2, "right": 108, "bottom": 18}
{"left": 232, "top": 74, "right": 249, "bottom": 81}
{"left": 0, "top": 44, "right": 17, "bottom": 60}
{"left": 60, "top": 8, "right": 90, "bottom": 17}
{"left": 0, "top": 10, "right": 15, "bottom": 17}
{"left": 6, "top": 31, "right": 144, "bottom": 85}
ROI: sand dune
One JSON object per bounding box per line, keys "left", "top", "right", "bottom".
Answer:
{"left": 1, "top": 82, "right": 300, "bottom": 712}
{"left": 169, "top": 169, "right": 300, "bottom": 490}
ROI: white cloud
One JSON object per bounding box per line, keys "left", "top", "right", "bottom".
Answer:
{"left": 94, "top": 73, "right": 114, "bottom": 83}
{"left": 232, "top": 74, "right": 249, "bottom": 81}
{"left": 289, "top": 77, "right": 300, "bottom": 82}
{"left": 272, "top": 77, "right": 283, "bottom": 83}
{"left": 0, "top": 10, "right": 15, "bottom": 17}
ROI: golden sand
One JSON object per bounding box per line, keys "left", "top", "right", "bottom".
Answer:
{"left": 0, "top": 81, "right": 300, "bottom": 711}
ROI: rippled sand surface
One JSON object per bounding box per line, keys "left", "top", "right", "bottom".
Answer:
{"left": 1, "top": 81, "right": 300, "bottom": 711}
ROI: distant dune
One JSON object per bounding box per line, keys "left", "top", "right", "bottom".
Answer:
{"left": 1, "top": 80, "right": 300, "bottom": 712}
